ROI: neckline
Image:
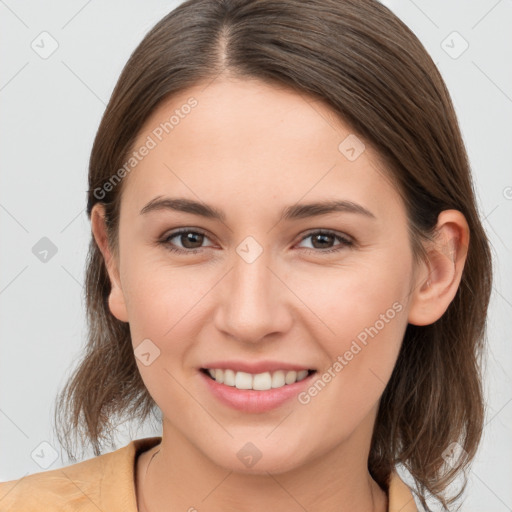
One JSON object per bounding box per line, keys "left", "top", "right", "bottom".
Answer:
{"left": 129, "top": 436, "right": 416, "bottom": 512}
{"left": 133, "top": 437, "right": 163, "bottom": 511}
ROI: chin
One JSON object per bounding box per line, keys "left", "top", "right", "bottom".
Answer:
{"left": 202, "top": 437, "right": 311, "bottom": 475}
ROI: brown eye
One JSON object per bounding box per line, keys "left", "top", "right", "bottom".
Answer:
{"left": 310, "top": 233, "right": 335, "bottom": 249}
{"left": 297, "top": 230, "right": 353, "bottom": 254}
{"left": 161, "top": 229, "right": 214, "bottom": 254}
{"left": 175, "top": 231, "right": 204, "bottom": 249}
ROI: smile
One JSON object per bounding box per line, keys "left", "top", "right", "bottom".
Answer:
{"left": 199, "top": 366, "right": 318, "bottom": 413}
{"left": 201, "top": 368, "right": 315, "bottom": 390}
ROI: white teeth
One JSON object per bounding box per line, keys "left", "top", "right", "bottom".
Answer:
{"left": 235, "top": 371, "right": 253, "bottom": 390}
{"left": 224, "top": 369, "right": 236, "bottom": 387}
{"left": 214, "top": 368, "right": 224, "bottom": 384}
{"left": 205, "top": 368, "right": 312, "bottom": 390}
{"left": 285, "top": 370, "right": 297, "bottom": 385}
{"left": 297, "top": 370, "right": 309, "bottom": 381}
{"left": 253, "top": 372, "right": 272, "bottom": 391}
{"left": 271, "top": 370, "right": 285, "bottom": 388}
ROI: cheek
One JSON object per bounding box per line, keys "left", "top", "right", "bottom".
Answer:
{"left": 290, "top": 248, "right": 411, "bottom": 403}
{"left": 292, "top": 249, "right": 411, "bottom": 342}
{"left": 121, "top": 251, "right": 213, "bottom": 355}
{"left": 121, "top": 258, "right": 204, "bottom": 411}
{"left": 292, "top": 283, "right": 408, "bottom": 441}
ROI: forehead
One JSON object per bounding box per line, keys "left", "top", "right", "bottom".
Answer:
{"left": 121, "top": 77, "right": 404, "bottom": 223}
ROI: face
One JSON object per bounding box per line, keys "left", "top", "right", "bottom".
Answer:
{"left": 96, "top": 77, "right": 421, "bottom": 474}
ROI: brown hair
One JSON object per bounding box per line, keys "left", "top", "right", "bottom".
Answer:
{"left": 54, "top": 0, "right": 493, "bottom": 508}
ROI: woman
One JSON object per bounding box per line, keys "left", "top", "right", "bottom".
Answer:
{"left": 0, "top": 0, "right": 492, "bottom": 510}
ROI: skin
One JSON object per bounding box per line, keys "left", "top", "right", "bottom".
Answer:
{"left": 91, "top": 76, "right": 469, "bottom": 512}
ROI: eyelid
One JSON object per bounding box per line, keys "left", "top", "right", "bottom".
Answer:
{"left": 297, "top": 228, "right": 353, "bottom": 245}
{"left": 161, "top": 227, "right": 216, "bottom": 247}
{"left": 159, "top": 227, "right": 355, "bottom": 255}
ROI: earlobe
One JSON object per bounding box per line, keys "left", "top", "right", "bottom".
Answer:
{"left": 107, "top": 289, "right": 129, "bottom": 323}
{"left": 408, "top": 210, "right": 469, "bottom": 326}
{"left": 90, "top": 204, "right": 129, "bottom": 323}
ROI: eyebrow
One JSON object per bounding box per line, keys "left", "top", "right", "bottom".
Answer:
{"left": 139, "top": 196, "right": 376, "bottom": 221}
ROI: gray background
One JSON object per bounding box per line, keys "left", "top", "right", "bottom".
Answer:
{"left": 0, "top": 1, "right": 511, "bottom": 510}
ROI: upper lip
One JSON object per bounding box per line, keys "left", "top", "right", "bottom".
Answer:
{"left": 201, "top": 360, "right": 315, "bottom": 374}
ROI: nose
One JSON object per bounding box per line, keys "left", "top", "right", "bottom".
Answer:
{"left": 213, "top": 242, "right": 293, "bottom": 345}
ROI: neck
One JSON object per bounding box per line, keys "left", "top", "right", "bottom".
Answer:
{"left": 137, "top": 420, "right": 388, "bottom": 512}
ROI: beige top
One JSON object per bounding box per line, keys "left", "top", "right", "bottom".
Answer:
{"left": 0, "top": 436, "right": 418, "bottom": 511}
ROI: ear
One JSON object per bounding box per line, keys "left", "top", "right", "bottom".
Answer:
{"left": 408, "top": 210, "right": 469, "bottom": 326}
{"left": 90, "top": 204, "right": 129, "bottom": 323}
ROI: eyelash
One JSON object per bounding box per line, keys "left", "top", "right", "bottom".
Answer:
{"left": 159, "top": 228, "right": 354, "bottom": 255}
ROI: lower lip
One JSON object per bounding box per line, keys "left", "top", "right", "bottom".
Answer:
{"left": 199, "top": 370, "right": 316, "bottom": 413}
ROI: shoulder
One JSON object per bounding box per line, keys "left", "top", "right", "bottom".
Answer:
{"left": 0, "top": 436, "right": 162, "bottom": 512}
{"left": 388, "top": 471, "right": 418, "bottom": 512}
{"left": 0, "top": 454, "right": 108, "bottom": 512}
